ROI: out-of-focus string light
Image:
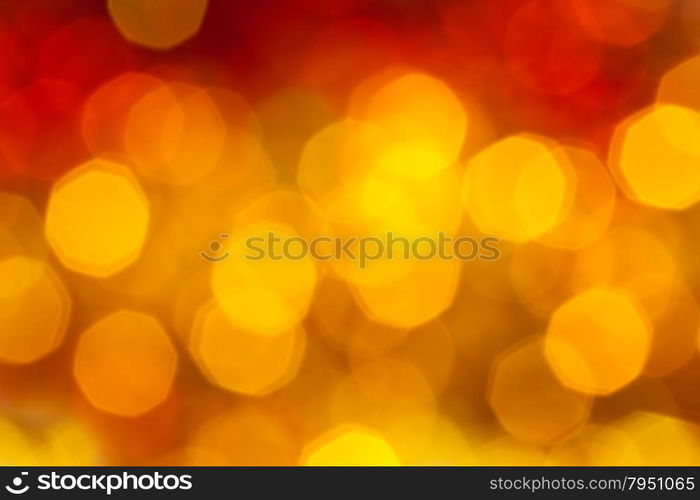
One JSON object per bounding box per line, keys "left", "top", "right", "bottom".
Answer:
{"left": 0, "top": 79, "right": 85, "bottom": 180}
{"left": 510, "top": 243, "right": 574, "bottom": 317}
{"left": 381, "top": 412, "right": 472, "bottom": 466}
{"left": 0, "top": 257, "right": 70, "bottom": 364}
{"left": 645, "top": 283, "right": 698, "bottom": 377}
{"left": 39, "top": 420, "right": 102, "bottom": 466}
{"left": 125, "top": 82, "right": 226, "bottom": 185}
{"left": 189, "top": 300, "right": 305, "bottom": 396}
{"left": 302, "top": 426, "right": 401, "bottom": 466}
{"left": 332, "top": 359, "right": 436, "bottom": 429}
{"left": 38, "top": 16, "right": 136, "bottom": 91}
{"left": 0, "top": 193, "right": 48, "bottom": 261}
{"left": 351, "top": 258, "right": 461, "bottom": 328}
{"left": 488, "top": 338, "right": 591, "bottom": 445}
{"left": 82, "top": 72, "right": 163, "bottom": 157}
{"left": 462, "top": 134, "right": 573, "bottom": 242}
{"left": 619, "top": 412, "right": 700, "bottom": 465}
{"left": 359, "top": 72, "right": 467, "bottom": 178}
{"left": 234, "top": 190, "right": 327, "bottom": 243}
{"left": 0, "top": 417, "right": 35, "bottom": 465}
{"left": 611, "top": 105, "right": 700, "bottom": 210}
{"left": 547, "top": 424, "right": 643, "bottom": 466}
{"left": 477, "top": 437, "right": 548, "bottom": 466}
{"left": 107, "top": 0, "right": 209, "bottom": 50}
{"left": 308, "top": 276, "right": 409, "bottom": 356}
{"left": 211, "top": 221, "right": 317, "bottom": 335}
{"left": 186, "top": 407, "right": 299, "bottom": 465}
{"left": 571, "top": 225, "right": 678, "bottom": 320}
{"left": 73, "top": 310, "right": 177, "bottom": 417}
{"left": 540, "top": 146, "right": 615, "bottom": 249}
{"left": 545, "top": 288, "right": 651, "bottom": 395}
{"left": 298, "top": 119, "right": 386, "bottom": 212}
{"left": 568, "top": 0, "right": 671, "bottom": 46}
{"left": 504, "top": 0, "right": 602, "bottom": 95}
{"left": 657, "top": 55, "right": 700, "bottom": 111}
{"left": 45, "top": 158, "right": 149, "bottom": 277}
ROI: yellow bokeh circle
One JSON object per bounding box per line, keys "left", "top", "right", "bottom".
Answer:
{"left": 545, "top": 288, "right": 651, "bottom": 395}
{"left": 0, "top": 257, "right": 70, "bottom": 364}
{"left": 73, "top": 310, "right": 177, "bottom": 416}
{"left": 45, "top": 159, "right": 149, "bottom": 278}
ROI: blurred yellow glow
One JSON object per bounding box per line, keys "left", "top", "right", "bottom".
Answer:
{"left": 73, "top": 310, "right": 177, "bottom": 417}
{"left": 211, "top": 222, "right": 317, "bottom": 335}
{"left": 378, "top": 320, "right": 456, "bottom": 396}
{"left": 361, "top": 72, "right": 467, "bottom": 177}
{"left": 310, "top": 276, "right": 409, "bottom": 356}
{"left": 257, "top": 87, "right": 334, "bottom": 180}
{"left": 82, "top": 72, "right": 162, "bottom": 157}
{"left": 611, "top": 105, "right": 700, "bottom": 209}
{"left": 0, "top": 417, "right": 34, "bottom": 465}
{"left": 510, "top": 243, "right": 573, "bottom": 317}
{"left": 548, "top": 425, "right": 644, "bottom": 466}
{"left": 0, "top": 257, "right": 70, "bottom": 364}
{"left": 541, "top": 147, "right": 616, "bottom": 249}
{"left": 45, "top": 159, "right": 149, "bottom": 277}
{"left": 351, "top": 259, "right": 460, "bottom": 328}
{"left": 39, "top": 420, "right": 102, "bottom": 466}
{"left": 125, "top": 83, "right": 226, "bottom": 185}
{"left": 298, "top": 120, "right": 385, "bottom": 211}
{"left": 462, "top": 135, "right": 571, "bottom": 242}
{"left": 190, "top": 300, "right": 305, "bottom": 396}
{"left": 359, "top": 164, "right": 463, "bottom": 235}
{"left": 187, "top": 406, "right": 298, "bottom": 465}
{"left": 620, "top": 412, "right": 700, "bottom": 465}
{"left": 302, "top": 426, "right": 401, "bottom": 466}
{"left": 108, "top": 0, "right": 209, "bottom": 50}
{"left": 235, "top": 190, "right": 327, "bottom": 243}
{"left": 569, "top": 0, "right": 671, "bottom": 46}
{"left": 646, "top": 283, "right": 698, "bottom": 377}
{"left": 572, "top": 225, "right": 677, "bottom": 320}
{"left": 477, "top": 437, "right": 547, "bottom": 466}
{"left": 332, "top": 359, "right": 435, "bottom": 428}
{"left": 657, "top": 55, "right": 700, "bottom": 111}
{"left": 545, "top": 288, "right": 651, "bottom": 395}
{"left": 488, "top": 338, "right": 591, "bottom": 445}
{"left": 0, "top": 193, "right": 48, "bottom": 261}
{"left": 383, "top": 413, "right": 472, "bottom": 465}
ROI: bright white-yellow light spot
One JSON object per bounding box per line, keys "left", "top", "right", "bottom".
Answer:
{"left": 612, "top": 105, "right": 700, "bottom": 209}
{"left": 73, "top": 310, "right": 177, "bottom": 417}
{"left": 0, "top": 257, "right": 70, "bottom": 364}
{"left": 45, "top": 159, "right": 149, "bottom": 277}
{"left": 546, "top": 288, "right": 651, "bottom": 395}
{"left": 302, "top": 426, "right": 401, "bottom": 466}
{"left": 108, "top": 0, "right": 209, "bottom": 50}
{"left": 463, "top": 135, "right": 570, "bottom": 242}
{"left": 190, "top": 300, "right": 305, "bottom": 396}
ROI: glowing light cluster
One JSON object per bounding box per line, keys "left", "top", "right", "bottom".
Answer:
{"left": 1, "top": 0, "right": 700, "bottom": 468}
